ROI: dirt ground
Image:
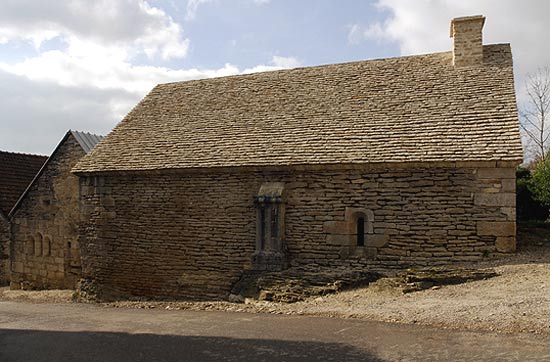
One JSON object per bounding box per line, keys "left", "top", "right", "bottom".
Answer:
{"left": 1, "top": 225, "right": 549, "bottom": 336}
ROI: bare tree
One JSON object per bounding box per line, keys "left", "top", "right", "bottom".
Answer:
{"left": 520, "top": 67, "right": 550, "bottom": 162}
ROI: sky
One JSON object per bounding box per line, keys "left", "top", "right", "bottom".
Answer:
{"left": 0, "top": 0, "right": 548, "bottom": 155}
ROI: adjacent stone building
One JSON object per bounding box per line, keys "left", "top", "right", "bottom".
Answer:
{"left": 0, "top": 214, "right": 8, "bottom": 285}
{"left": 9, "top": 131, "right": 102, "bottom": 289}
{"left": 0, "top": 151, "right": 47, "bottom": 285}
{"left": 73, "top": 16, "right": 523, "bottom": 300}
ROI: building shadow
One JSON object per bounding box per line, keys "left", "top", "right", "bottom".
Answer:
{"left": 0, "top": 328, "right": 385, "bottom": 362}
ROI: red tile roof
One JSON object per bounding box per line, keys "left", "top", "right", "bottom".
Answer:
{"left": 0, "top": 151, "right": 47, "bottom": 216}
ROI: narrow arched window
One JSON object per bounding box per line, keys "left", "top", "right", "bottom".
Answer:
{"left": 43, "top": 236, "right": 51, "bottom": 257}
{"left": 357, "top": 217, "right": 365, "bottom": 247}
{"left": 253, "top": 182, "right": 286, "bottom": 271}
{"left": 34, "top": 233, "right": 43, "bottom": 256}
{"left": 27, "top": 236, "right": 35, "bottom": 255}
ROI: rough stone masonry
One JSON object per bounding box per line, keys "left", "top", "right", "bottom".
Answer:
{"left": 0, "top": 216, "right": 9, "bottom": 285}
{"left": 78, "top": 164, "right": 516, "bottom": 300}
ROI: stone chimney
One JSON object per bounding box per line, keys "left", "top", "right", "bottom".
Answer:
{"left": 450, "top": 15, "right": 485, "bottom": 67}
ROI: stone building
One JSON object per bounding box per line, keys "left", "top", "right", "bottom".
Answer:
{"left": 9, "top": 130, "right": 102, "bottom": 289}
{"left": 0, "top": 151, "right": 47, "bottom": 285}
{"left": 73, "top": 16, "right": 523, "bottom": 300}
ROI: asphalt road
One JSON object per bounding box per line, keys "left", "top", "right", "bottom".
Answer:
{"left": 0, "top": 301, "right": 549, "bottom": 361}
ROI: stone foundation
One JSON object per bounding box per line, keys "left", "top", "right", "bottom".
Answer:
{"left": 78, "top": 165, "right": 516, "bottom": 300}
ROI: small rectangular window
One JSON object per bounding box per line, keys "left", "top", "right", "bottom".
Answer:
{"left": 357, "top": 217, "right": 365, "bottom": 246}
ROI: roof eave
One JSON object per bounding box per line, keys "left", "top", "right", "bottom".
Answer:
{"left": 72, "top": 158, "right": 523, "bottom": 177}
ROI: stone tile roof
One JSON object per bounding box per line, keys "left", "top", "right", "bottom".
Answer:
{"left": 0, "top": 151, "right": 47, "bottom": 216}
{"left": 73, "top": 44, "right": 523, "bottom": 174}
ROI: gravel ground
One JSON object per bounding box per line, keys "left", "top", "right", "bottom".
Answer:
{"left": 0, "top": 288, "right": 74, "bottom": 304}
{"left": 291, "top": 262, "right": 550, "bottom": 335}
{"left": 1, "top": 231, "right": 549, "bottom": 336}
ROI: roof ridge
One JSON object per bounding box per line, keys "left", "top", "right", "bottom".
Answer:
{"left": 0, "top": 150, "right": 48, "bottom": 158}
{"left": 156, "top": 44, "right": 510, "bottom": 88}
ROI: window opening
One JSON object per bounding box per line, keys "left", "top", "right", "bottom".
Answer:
{"left": 260, "top": 205, "right": 266, "bottom": 247}
{"left": 43, "top": 237, "right": 51, "bottom": 256}
{"left": 253, "top": 182, "right": 287, "bottom": 271}
{"left": 271, "top": 205, "right": 278, "bottom": 238}
{"left": 357, "top": 217, "right": 365, "bottom": 246}
{"left": 34, "top": 233, "right": 43, "bottom": 256}
{"left": 28, "top": 237, "right": 35, "bottom": 256}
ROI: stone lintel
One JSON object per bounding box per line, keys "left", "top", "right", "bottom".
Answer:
{"left": 474, "top": 193, "right": 515, "bottom": 207}
{"left": 477, "top": 221, "right": 516, "bottom": 237}
{"left": 477, "top": 168, "right": 516, "bottom": 179}
{"left": 456, "top": 161, "right": 496, "bottom": 168}
{"left": 497, "top": 161, "right": 522, "bottom": 168}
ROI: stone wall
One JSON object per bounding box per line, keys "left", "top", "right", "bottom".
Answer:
{"left": 78, "top": 165, "right": 516, "bottom": 300}
{"left": 10, "top": 135, "right": 85, "bottom": 289}
{"left": 0, "top": 215, "right": 9, "bottom": 285}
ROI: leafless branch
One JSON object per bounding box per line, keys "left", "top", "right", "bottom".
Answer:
{"left": 520, "top": 66, "right": 550, "bottom": 162}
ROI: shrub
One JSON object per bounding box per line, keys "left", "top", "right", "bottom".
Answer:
{"left": 516, "top": 167, "right": 549, "bottom": 221}
{"left": 530, "top": 158, "right": 550, "bottom": 209}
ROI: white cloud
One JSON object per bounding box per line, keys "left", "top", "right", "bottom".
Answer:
{"left": 0, "top": 0, "right": 301, "bottom": 154}
{"left": 0, "top": 0, "right": 189, "bottom": 60}
{"left": 0, "top": 69, "right": 137, "bottom": 155}
{"left": 242, "top": 55, "right": 302, "bottom": 73}
{"left": 243, "top": 55, "right": 301, "bottom": 73}
{"left": 0, "top": 52, "right": 300, "bottom": 154}
{"left": 185, "top": 0, "right": 214, "bottom": 21}
{"left": 0, "top": 0, "right": 198, "bottom": 95}
{"left": 348, "top": 0, "right": 550, "bottom": 83}
{"left": 0, "top": 47, "right": 298, "bottom": 154}
{"left": 0, "top": 49, "right": 239, "bottom": 96}
{"left": 347, "top": 23, "right": 390, "bottom": 45}
{"left": 253, "top": 0, "right": 271, "bottom": 4}
{"left": 0, "top": 49, "right": 297, "bottom": 97}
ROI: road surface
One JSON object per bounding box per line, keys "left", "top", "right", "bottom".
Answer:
{"left": 0, "top": 301, "right": 549, "bottom": 361}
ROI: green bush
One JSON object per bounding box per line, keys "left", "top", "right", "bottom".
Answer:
{"left": 530, "top": 158, "right": 550, "bottom": 209}
{"left": 516, "top": 167, "right": 549, "bottom": 221}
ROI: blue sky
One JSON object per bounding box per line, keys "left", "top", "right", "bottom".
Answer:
{"left": 0, "top": 0, "right": 548, "bottom": 155}
{"left": 159, "top": 0, "right": 397, "bottom": 69}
